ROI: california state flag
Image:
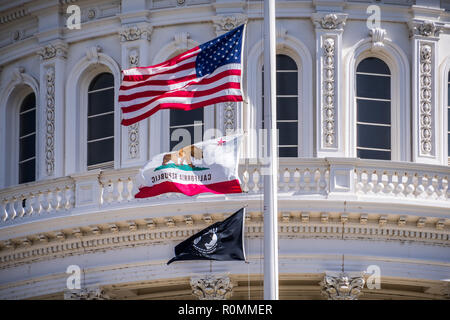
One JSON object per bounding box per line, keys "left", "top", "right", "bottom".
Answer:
{"left": 134, "top": 134, "right": 243, "bottom": 198}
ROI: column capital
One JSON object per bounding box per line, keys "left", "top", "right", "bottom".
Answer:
{"left": 190, "top": 274, "right": 233, "bottom": 300}
{"left": 119, "top": 24, "right": 153, "bottom": 42}
{"left": 37, "top": 41, "right": 68, "bottom": 61}
{"left": 320, "top": 271, "right": 365, "bottom": 300}
{"left": 211, "top": 14, "right": 247, "bottom": 37}
{"left": 408, "top": 19, "right": 444, "bottom": 39}
{"left": 311, "top": 12, "right": 348, "bottom": 31}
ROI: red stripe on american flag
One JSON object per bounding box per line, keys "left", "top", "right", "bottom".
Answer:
{"left": 121, "top": 95, "right": 243, "bottom": 126}
{"left": 122, "top": 61, "right": 196, "bottom": 82}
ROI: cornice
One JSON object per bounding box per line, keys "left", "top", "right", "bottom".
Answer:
{"left": 0, "top": 7, "right": 28, "bottom": 24}
{"left": 0, "top": 211, "right": 448, "bottom": 269}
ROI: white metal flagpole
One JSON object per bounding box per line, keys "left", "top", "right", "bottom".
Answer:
{"left": 263, "top": 0, "right": 279, "bottom": 300}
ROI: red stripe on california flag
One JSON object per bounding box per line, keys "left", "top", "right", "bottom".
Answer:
{"left": 134, "top": 180, "right": 242, "bottom": 198}
{"left": 121, "top": 95, "right": 243, "bottom": 126}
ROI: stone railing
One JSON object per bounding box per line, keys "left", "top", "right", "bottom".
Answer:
{"left": 0, "top": 158, "right": 448, "bottom": 226}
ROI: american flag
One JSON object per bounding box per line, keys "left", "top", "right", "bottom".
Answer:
{"left": 120, "top": 25, "right": 245, "bottom": 126}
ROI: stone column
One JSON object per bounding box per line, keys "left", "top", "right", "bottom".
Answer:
{"left": 212, "top": 14, "right": 247, "bottom": 137}
{"left": 37, "top": 41, "right": 68, "bottom": 180}
{"left": 311, "top": 12, "right": 347, "bottom": 158}
{"left": 190, "top": 274, "right": 233, "bottom": 300}
{"left": 408, "top": 19, "right": 444, "bottom": 165}
{"left": 320, "top": 271, "right": 365, "bottom": 300}
{"left": 118, "top": 23, "right": 152, "bottom": 168}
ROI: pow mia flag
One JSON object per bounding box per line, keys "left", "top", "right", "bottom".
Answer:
{"left": 167, "top": 208, "right": 246, "bottom": 265}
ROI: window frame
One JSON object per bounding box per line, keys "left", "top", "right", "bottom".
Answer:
{"left": 355, "top": 57, "right": 392, "bottom": 160}
{"left": 18, "top": 93, "right": 37, "bottom": 183}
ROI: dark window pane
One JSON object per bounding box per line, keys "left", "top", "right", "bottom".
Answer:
{"left": 448, "top": 82, "right": 450, "bottom": 106}
{"left": 357, "top": 124, "right": 390, "bottom": 149}
{"left": 88, "top": 114, "right": 114, "bottom": 141}
{"left": 276, "top": 55, "right": 297, "bottom": 71}
{"left": 89, "top": 73, "right": 114, "bottom": 91}
{"left": 169, "top": 125, "right": 203, "bottom": 151}
{"left": 448, "top": 108, "right": 450, "bottom": 131}
{"left": 20, "top": 94, "right": 36, "bottom": 113}
{"left": 357, "top": 148, "right": 391, "bottom": 160}
{"left": 277, "top": 122, "right": 298, "bottom": 146}
{"left": 276, "top": 72, "right": 297, "bottom": 95}
{"left": 357, "top": 99, "right": 390, "bottom": 124}
{"left": 278, "top": 147, "right": 297, "bottom": 157}
{"left": 356, "top": 74, "right": 390, "bottom": 100}
{"left": 448, "top": 133, "right": 450, "bottom": 157}
{"left": 19, "top": 160, "right": 35, "bottom": 184}
{"left": 19, "top": 134, "right": 36, "bottom": 161}
{"left": 356, "top": 57, "right": 390, "bottom": 75}
{"left": 87, "top": 138, "right": 114, "bottom": 166}
{"left": 20, "top": 110, "right": 36, "bottom": 136}
{"left": 170, "top": 108, "right": 203, "bottom": 127}
{"left": 88, "top": 89, "right": 114, "bottom": 116}
{"left": 277, "top": 97, "right": 298, "bottom": 120}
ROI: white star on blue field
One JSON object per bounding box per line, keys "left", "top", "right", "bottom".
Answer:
{"left": 196, "top": 24, "right": 244, "bottom": 77}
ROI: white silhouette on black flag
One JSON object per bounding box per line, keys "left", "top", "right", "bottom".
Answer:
{"left": 167, "top": 208, "right": 246, "bottom": 265}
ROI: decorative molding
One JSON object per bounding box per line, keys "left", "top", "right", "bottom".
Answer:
{"left": 419, "top": 43, "right": 433, "bottom": 155}
{"left": 119, "top": 25, "right": 153, "bottom": 42}
{"left": 223, "top": 101, "right": 236, "bottom": 135}
{"left": 212, "top": 14, "right": 247, "bottom": 36}
{"left": 312, "top": 13, "right": 347, "bottom": 31}
{"left": 323, "top": 37, "right": 335, "bottom": 147}
{"left": 276, "top": 24, "right": 288, "bottom": 45}
{"left": 190, "top": 275, "right": 233, "bottom": 300}
{"left": 409, "top": 20, "right": 443, "bottom": 38}
{"left": 369, "top": 28, "right": 387, "bottom": 51}
{"left": 128, "top": 49, "right": 139, "bottom": 68}
{"left": 37, "top": 43, "right": 68, "bottom": 61}
{"left": 86, "top": 45, "right": 102, "bottom": 62}
{"left": 0, "top": 8, "right": 28, "bottom": 24}
{"left": 320, "top": 272, "right": 365, "bottom": 300}
{"left": 64, "top": 288, "right": 110, "bottom": 300}
{"left": 12, "top": 67, "right": 25, "bottom": 83}
{"left": 45, "top": 67, "right": 56, "bottom": 176}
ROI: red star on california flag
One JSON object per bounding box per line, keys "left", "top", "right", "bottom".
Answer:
{"left": 217, "top": 138, "right": 226, "bottom": 146}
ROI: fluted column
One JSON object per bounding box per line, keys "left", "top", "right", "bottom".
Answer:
{"left": 190, "top": 274, "right": 233, "bottom": 300}
{"left": 409, "top": 18, "right": 444, "bottom": 165}
{"left": 311, "top": 12, "right": 347, "bottom": 158}
{"left": 37, "top": 41, "right": 68, "bottom": 180}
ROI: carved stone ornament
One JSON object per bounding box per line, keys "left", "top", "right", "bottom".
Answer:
{"left": 129, "top": 49, "right": 139, "bottom": 67}
{"left": 409, "top": 20, "right": 443, "bottom": 38}
{"left": 212, "top": 14, "right": 247, "bottom": 36}
{"left": 320, "top": 272, "right": 365, "bottom": 300}
{"left": 323, "top": 37, "right": 335, "bottom": 147}
{"left": 190, "top": 275, "right": 233, "bottom": 300}
{"left": 224, "top": 101, "right": 236, "bottom": 135}
{"left": 128, "top": 123, "right": 139, "bottom": 159}
{"left": 312, "top": 13, "right": 347, "bottom": 30}
{"left": 64, "top": 288, "right": 110, "bottom": 300}
{"left": 370, "top": 28, "right": 386, "bottom": 51}
{"left": 419, "top": 44, "right": 433, "bottom": 155}
{"left": 86, "top": 45, "right": 102, "bottom": 62}
{"left": 174, "top": 32, "right": 190, "bottom": 52}
{"left": 45, "top": 67, "right": 55, "bottom": 176}
{"left": 12, "top": 66, "right": 25, "bottom": 83}
{"left": 37, "top": 43, "right": 68, "bottom": 60}
{"left": 119, "top": 25, "right": 153, "bottom": 42}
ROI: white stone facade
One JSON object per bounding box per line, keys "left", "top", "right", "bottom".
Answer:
{"left": 0, "top": 0, "right": 449, "bottom": 300}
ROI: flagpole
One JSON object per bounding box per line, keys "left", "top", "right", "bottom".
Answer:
{"left": 263, "top": 0, "right": 279, "bottom": 300}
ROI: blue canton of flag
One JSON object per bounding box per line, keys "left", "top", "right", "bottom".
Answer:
{"left": 196, "top": 24, "right": 244, "bottom": 77}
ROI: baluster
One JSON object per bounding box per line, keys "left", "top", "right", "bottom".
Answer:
{"left": 60, "top": 187, "right": 69, "bottom": 209}
{"left": 9, "top": 197, "right": 17, "bottom": 219}
{"left": 392, "top": 172, "right": 402, "bottom": 196}
{"left": 283, "top": 168, "right": 291, "bottom": 192}
{"left": 304, "top": 169, "right": 311, "bottom": 192}
{"left": 122, "top": 178, "right": 131, "bottom": 201}
{"left": 104, "top": 180, "right": 113, "bottom": 204}
{"left": 24, "top": 194, "right": 33, "bottom": 215}
{"left": 17, "top": 196, "right": 25, "bottom": 217}
{"left": 67, "top": 186, "right": 75, "bottom": 208}
{"left": 130, "top": 177, "right": 139, "bottom": 199}
{"left": 252, "top": 169, "right": 260, "bottom": 193}
{"left": 361, "top": 171, "right": 370, "bottom": 193}
{"left": 414, "top": 174, "right": 424, "bottom": 198}
{"left": 1, "top": 200, "right": 8, "bottom": 221}
{"left": 112, "top": 179, "right": 120, "bottom": 202}
{"left": 367, "top": 171, "right": 376, "bottom": 194}
{"left": 380, "top": 171, "right": 389, "bottom": 195}
{"left": 293, "top": 169, "right": 301, "bottom": 192}
{"left": 426, "top": 175, "right": 436, "bottom": 198}
{"left": 41, "top": 190, "right": 51, "bottom": 212}
{"left": 439, "top": 176, "right": 448, "bottom": 200}
{"left": 355, "top": 169, "right": 363, "bottom": 192}
{"left": 241, "top": 169, "right": 249, "bottom": 193}
{"left": 314, "top": 169, "right": 321, "bottom": 192}
{"left": 31, "top": 193, "right": 42, "bottom": 214}
{"left": 405, "top": 173, "right": 415, "bottom": 198}
{"left": 319, "top": 168, "right": 327, "bottom": 192}
{"left": 50, "top": 188, "right": 60, "bottom": 211}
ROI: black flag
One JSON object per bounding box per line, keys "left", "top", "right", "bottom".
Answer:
{"left": 167, "top": 208, "right": 246, "bottom": 265}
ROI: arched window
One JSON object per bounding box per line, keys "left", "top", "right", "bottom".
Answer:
{"left": 87, "top": 73, "right": 114, "bottom": 169}
{"left": 19, "top": 93, "right": 36, "bottom": 183}
{"left": 356, "top": 57, "right": 391, "bottom": 160}
{"left": 262, "top": 54, "right": 299, "bottom": 157}
{"left": 169, "top": 109, "right": 204, "bottom": 151}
